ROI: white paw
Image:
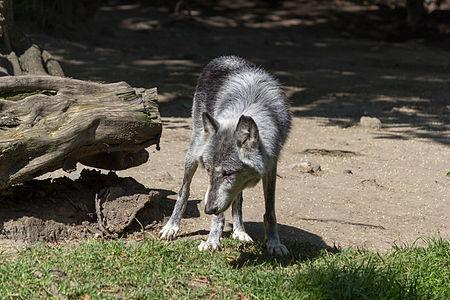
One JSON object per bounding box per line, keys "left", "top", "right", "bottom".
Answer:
{"left": 159, "top": 224, "right": 179, "bottom": 240}
{"left": 266, "top": 240, "right": 289, "bottom": 256}
{"left": 198, "top": 240, "right": 221, "bottom": 252}
{"left": 232, "top": 230, "right": 253, "bottom": 242}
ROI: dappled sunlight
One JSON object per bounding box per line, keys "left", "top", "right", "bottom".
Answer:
{"left": 99, "top": 3, "right": 140, "bottom": 12}
{"left": 120, "top": 17, "right": 161, "bottom": 31}
{"left": 131, "top": 59, "right": 201, "bottom": 68}
{"left": 313, "top": 42, "right": 330, "bottom": 47}
{"left": 371, "top": 95, "right": 430, "bottom": 103}
{"left": 26, "top": 0, "right": 449, "bottom": 145}
{"left": 2, "top": 0, "right": 447, "bottom": 273}
{"left": 381, "top": 75, "right": 450, "bottom": 83}
{"left": 282, "top": 85, "right": 307, "bottom": 99}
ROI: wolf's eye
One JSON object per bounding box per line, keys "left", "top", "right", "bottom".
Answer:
{"left": 222, "top": 170, "right": 235, "bottom": 177}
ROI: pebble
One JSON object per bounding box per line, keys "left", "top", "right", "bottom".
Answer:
{"left": 359, "top": 116, "right": 381, "bottom": 130}
{"left": 290, "top": 161, "right": 321, "bottom": 174}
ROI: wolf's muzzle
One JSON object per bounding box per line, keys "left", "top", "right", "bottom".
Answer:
{"left": 204, "top": 204, "right": 218, "bottom": 215}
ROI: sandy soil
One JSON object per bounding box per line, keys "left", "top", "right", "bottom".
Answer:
{"left": 2, "top": 0, "right": 449, "bottom": 252}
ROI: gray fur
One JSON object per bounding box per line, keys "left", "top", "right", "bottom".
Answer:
{"left": 160, "top": 56, "right": 291, "bottom": 256}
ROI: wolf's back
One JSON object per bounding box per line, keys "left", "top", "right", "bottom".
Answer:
{"left": 192, "top": 56, "right": 253, "bottom": 119}
{"left": 192, "top": 56, "right": 291, "bottom": 159}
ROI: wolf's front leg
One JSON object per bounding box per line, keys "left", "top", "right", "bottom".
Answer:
{"left": 231, "top": 192, "right": 253, "bottom": 242}
{"left": 160, "top": 153, "right": 198, "bottom": 240}
{"left": 198, "top": 213, "right": 225, "bottom": 252}
{"left": 263, "top": 164, "right": 289, "bottom": 256}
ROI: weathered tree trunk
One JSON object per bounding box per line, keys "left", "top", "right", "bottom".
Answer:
{"left": 0, "top": 0, "right": 64, "bottom": 76}
{"left": 0, "top": 76, "right": 162, "bottom": 190}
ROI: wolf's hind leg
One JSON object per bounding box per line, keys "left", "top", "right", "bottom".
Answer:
{"left": 263, "top": 163, "right": 289, "bottom": 256}
{"left": 198, "top": 213, "right": 225, "bottom": 252}
{"left": 160, "top": 147, "right": 198, "bottom": 240}
{"left": 231, "top": 192, "right": 253, "bottom": 242}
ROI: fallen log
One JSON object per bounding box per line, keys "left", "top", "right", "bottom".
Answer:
{"left": 0, "top": 0, "right": 65, "bottom": 77}
{"left": 0, "top": 75, "right": 162, "bottom": 190}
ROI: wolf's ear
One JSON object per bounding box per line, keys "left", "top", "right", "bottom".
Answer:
{"left": 202, "top": 112, "right": 218, "bottom": 138}
{"left": 235, "top": 115, "right": 259, "bottom": 150}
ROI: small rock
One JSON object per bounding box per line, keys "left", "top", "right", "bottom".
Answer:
{"left": 291, "top": 161, "right": 321, "bottom": 174}
{"left": 359, "top": 116, "right": 381, "bottom": 130}
{"left": 360, "top": 178, "right": 384, "bottom": 190}
{"left": 344, "top": 169, "right": 353, "bottom": 174}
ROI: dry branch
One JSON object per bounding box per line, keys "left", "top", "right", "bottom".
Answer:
{"left": 0, "top": 75, "right": 162, "bottom": 190}
{"left": 95, "top": 189, "right": 112, "bottom": 237}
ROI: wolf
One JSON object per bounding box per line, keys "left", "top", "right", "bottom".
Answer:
{"left": 159, "top": 56, "right": 291, "bottom": 256}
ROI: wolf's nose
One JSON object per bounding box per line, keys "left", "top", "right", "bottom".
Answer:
{"left": 204, "top": 205, "right": 217, "bottom": 215}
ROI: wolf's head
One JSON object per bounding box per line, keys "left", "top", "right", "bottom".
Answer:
{"left": 200, "top": 112, "right": 266, "bottom": 215}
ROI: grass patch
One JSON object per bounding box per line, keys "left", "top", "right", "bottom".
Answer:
{"left": 0, "top": 236, "right": 448, "bottom": 299}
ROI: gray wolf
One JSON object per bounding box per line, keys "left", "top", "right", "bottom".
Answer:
{"left": 159, "top": 56, "right": 291, "bottom": 256}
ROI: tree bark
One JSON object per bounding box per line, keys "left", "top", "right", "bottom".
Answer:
{"left": 0, "top": 76, "right": 162, "bottom": 190}
{"left": 0, "top": 0, "right": 64, "bottom": 76}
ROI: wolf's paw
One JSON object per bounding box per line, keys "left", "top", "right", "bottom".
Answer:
{"left": 232, "top": 230, "right": 253, "bottom": 242}
{"left": 198, "top": 240, "right": 221, "bottom": 252}
{"left": 159, "top": 224, "right": 179, "bottom": 240}
{"left": 266, "top": 240, "right": 289, "bottom": 256}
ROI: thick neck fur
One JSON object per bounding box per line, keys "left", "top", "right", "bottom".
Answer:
{"left": 214, "top": 68, "right": 290, "bottom": 161}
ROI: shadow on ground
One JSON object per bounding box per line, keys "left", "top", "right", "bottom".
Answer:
{"left": 0, "top": 170, "right": 177, "bottom": 242}
{"left": 26, "top": 0, "right": 449, "bottom": 145}
{"left": 244, "top": 221, "right": 332, "bottom": 248}
{"left": 160, "top": 199, "right": 201, "bottom": 219}
{"left": 228, "top": 222, "right": 337, "bottom": 268}
{"left": 180, "top": 217, "right": 335, "bottom": 266}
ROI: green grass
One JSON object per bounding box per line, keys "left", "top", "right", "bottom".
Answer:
{"left": 0, "top": 236, "right": 448, "bottom": 299}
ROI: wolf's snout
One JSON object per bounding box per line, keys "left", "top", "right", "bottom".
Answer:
{"left": 204, "top": 203, "right": 217, "bottom": 215}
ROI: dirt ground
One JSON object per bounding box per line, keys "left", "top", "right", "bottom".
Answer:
{"left": 1, "top": 0, "right": 449, "bottom": 252}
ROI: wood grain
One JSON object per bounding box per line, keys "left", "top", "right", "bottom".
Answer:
{"left": 0, "top": 76, "right": 162, "bottom": 189}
